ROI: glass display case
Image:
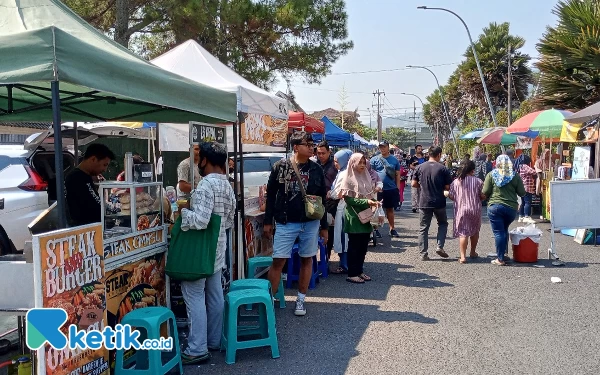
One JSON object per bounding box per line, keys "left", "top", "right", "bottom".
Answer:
{"left": 100, "top": 182, "right": 164, "bottom": 240}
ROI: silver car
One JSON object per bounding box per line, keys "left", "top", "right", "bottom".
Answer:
{"left": 237, "top": 153, "right": 286, "bottom": 188}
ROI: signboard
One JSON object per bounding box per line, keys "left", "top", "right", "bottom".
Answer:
{"left": 572, "top": 146, "right": 591, "bottom": 180}
{"left": 33, "top": 223, "right": 109, "bottom": 375}
{"left": 189, "top": 122, "right": 227, "bottom": 145}
{"left": 103, "top": 227, "right": 164, "bottom": 263}
{"left": 104, "top": 251, "right": 167, "bottom": 374}
{"left": 240, "top": 113, "right": 287, "bottom": 148}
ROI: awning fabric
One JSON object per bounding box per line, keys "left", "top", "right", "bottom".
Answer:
{"left": 0, "top": 0, "right": 237, "bottom": 123}
{"left": 288, "top": 111, "right": 324, "bottom": 133}
{"left": 151, "top": 39, "right": 287, "bottom": 119}
{"left": 312, "top": 116, "right": 352, "bottom": 145}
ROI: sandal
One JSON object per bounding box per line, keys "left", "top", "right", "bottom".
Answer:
{"left": 330, "top": 266, "right": 347, "bottom": 274}
{"left": 459, "top": 259, "right": 467, "bottom": 264}
{"left": 346, "top": 276, "right": 365, "bottom": 284}
{"left": 359, "top": 273, "right": 372, "bottom": 281}
{"left": 469, "top": 252, "right": 479, "bottom": 259}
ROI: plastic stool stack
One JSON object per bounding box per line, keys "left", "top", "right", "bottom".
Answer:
{"left": 247, "top": 256, "right": 286, "bottom": 308}
{"left": 115, "top": 307, "right": 183, "bottom": 375}
{"left": 286, "top": 244, "right": 320, "bottom": 289}
{"left": 221, "top": 288, "right": 280, "bottom": 364}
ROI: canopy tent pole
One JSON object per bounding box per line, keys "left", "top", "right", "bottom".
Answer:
{"left": 52, "top": 80, "right": 67, "bottom": 229}
{"left": 237, "top": 113, "right": 247, "bottom": 278}
{"left": 73, "top": 121, "right": 78, "bottom": 164}
{"left": 232, "top": 120, "right": 239, "bottom": 279}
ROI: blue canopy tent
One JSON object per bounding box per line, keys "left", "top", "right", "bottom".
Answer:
{"left": 312, "top": 116, "right": 353, "bottom": 147}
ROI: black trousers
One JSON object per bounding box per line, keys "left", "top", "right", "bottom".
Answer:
{"left": 347, "top": 233, "right": 371, "bottom": 277}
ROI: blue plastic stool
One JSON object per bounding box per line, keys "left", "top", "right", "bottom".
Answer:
{"left": 317, "top": 238, "right": 328, "bottom": 278}
{"left": 221, "top": 289, "right": 280, "bottom": 364}
{"left": 286, "top": 244, "right": 319, "bottom": 289}
{"left": 115, "top": 307, "right": 183, "bottom": 375}
{"left": 247, "top": 256, "right": 286, "bottom": 308}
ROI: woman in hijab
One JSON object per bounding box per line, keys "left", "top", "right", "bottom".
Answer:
{"left": 329, "top": 149, "right": 353, "bottom": 274}
{"left": 366, "top": 159, "right": 383, "bottom": 246}
{"left": 339, "top": 153, "right": 381, "bottom": 283}
{"left": 482, "top": 155, "right": 526, "bottom": 265}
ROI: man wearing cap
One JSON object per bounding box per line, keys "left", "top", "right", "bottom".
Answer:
{"left": 370, "top": 140, "right": 401, "bottom": 238}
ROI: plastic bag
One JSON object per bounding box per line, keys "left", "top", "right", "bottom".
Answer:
{"left": 371, "top": 206, "right": 385, "bottom": 227}
{"left": 509, "top": 223, "right": 543, "bottom": 245}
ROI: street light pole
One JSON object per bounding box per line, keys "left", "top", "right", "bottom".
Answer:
{"left": 417, "top": 5, "right": 499, "bottom": 128}
{"left": 405, "top": 66, "right": 459, "bottom": 156}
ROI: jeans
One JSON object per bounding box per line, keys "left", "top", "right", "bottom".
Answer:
{"left": 418, "top": 208, "right": 448, "bottom": 255}
{"left": 411, "top": 187, "right": 421, "bottom": 209}
{"left": 347, "top": 233, "right": 371, "bottom": 277}
{"left": 519, "top": 193, "right": 532, "bottom": 217}
{"left": 273, "top": 220, "right": 320, "bottom": 258}
{"left": 487, "top": 204, "right": 517, "bottom": 260}
{"left": 181, "top": 270, "right": 224, "bottom": 355}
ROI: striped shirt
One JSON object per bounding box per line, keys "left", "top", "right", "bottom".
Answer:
{"left": 181, "top": 173, "right": 236, "bottom": 274}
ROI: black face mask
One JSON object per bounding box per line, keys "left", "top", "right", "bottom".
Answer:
{"left": 199, "top": 158, "right": 208, "bottom": 177}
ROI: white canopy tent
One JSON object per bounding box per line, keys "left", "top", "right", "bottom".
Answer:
{"left": 151, "top": 40, "right": 289, "bottom": 152}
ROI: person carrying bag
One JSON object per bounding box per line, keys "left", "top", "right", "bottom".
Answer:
{"left": 290, "top": 157, "right": 325, "bottom": 221}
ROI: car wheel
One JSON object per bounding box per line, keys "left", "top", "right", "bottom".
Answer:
{"left": 0, "top": 227, "right": 16, "bottom": 256}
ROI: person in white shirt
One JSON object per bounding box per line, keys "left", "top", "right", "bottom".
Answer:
{"left": 178, "top": 142, "right": 236, "bottom": 364}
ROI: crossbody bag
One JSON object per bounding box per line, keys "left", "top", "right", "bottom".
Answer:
{"left": 289, "top": 158, "right": 325, "bottom": 221}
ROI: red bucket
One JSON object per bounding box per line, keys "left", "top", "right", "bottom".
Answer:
{"left": 512, "top": 237, "right": 539, "bottom": 263}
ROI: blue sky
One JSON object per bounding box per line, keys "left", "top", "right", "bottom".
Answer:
{"left": 274, "top": 0, "right": 559, "bottom": 121}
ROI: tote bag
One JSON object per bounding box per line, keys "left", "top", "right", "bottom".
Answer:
{"left": 165, "top": 214, "right": 222, "bottom": 281}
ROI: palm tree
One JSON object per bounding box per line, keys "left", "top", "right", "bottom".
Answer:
{"left": 536, "top": 0, "right": 600, "bottom": 110}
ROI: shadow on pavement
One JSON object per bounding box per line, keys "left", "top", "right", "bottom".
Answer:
{"left": 192, "top": 301, "right": 438, "bottom": 375}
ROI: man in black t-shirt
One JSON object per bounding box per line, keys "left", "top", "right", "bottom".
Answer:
{"left": 409, "top": 145, "right": 427, "bottom": 213}
{"left": 412, "top": 146, "right": 452, "bottom": 261}
{"left": 65, "top": 143, "right": 115, "bottom": 226}
{"left": 264, "top": 131, "right": 328, "bottom": 317}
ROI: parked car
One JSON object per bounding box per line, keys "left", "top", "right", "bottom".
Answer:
{"left": 0, "top": 124, "right": 146, "bottom": 255}
{"left": 237, "top": 153, "right": 286, "bottom": 188}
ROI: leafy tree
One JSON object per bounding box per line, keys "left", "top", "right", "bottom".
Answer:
{"left": 536, "top": 0, "right": 600, "bottom": 110}
{"left": 64, "top": 0, "right": 353, "bottom": 89}
{"left": 384, "top": 128, "right": 415, "bottom": 151}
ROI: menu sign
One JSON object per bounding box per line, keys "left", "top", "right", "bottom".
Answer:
{"left": 35, "top": 224, "right": 109, "bottom": 375}
{"left": 190, "top": 122, "right": 226, "bottom": 145}
{"left": 104, "top": 252, "right": 167, "bottom": 374}
{"left": 103, "top": 228, "right": 164, "bottom": 262}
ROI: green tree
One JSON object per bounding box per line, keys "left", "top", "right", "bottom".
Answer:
{"left": 64, "top": 0, "right": 353, "bottom": 89}
{"left": 536, "top": 0, "right": 600, "bottom": 110}
{"left": 384, "top": 128, "right": 415, "bottom": 151}
{"left": 423, "top": 22, "right": 533, "bottom": 137}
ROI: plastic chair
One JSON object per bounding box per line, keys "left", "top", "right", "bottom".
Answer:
{"left": 247, "top": 256, "right": 286, "bottom": 308}
{"left": 115, "top": 307, "right": 182, "bottom": 375}
{"left": 221, "top": 289, "right": 280, "bottom": 365}
{"left": 286, "top": 244, "right": 319, "bottom": 289}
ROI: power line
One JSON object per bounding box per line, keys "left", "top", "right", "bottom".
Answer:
{"left": 330, "top": 62, "right": 460, "bottom": 76}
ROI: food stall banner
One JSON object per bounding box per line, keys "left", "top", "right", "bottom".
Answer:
{"left": 32, "top": 223, "right": 109, "bottom": 375}
{"left": 240, "top": 113, "right": 287, "bottom": 149}
{"left": 159, "top": 122, "right": 286, "bottom": 152}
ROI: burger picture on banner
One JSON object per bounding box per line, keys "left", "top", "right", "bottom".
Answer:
{"left": 38, "top": 224, "right": 109, "bottom": 375}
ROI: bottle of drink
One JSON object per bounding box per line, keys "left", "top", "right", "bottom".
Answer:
{"left": 17, "top": 356, "right": 31, "bottom": 375}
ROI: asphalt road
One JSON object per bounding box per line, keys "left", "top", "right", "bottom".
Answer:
{"left": 1, "top": 192, "right": 598, "bottom": 375}
{"left": 186, "top": 193, "right": 600, "bottom": 375}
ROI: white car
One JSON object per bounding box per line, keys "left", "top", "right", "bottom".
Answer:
{"left": 237, "top": 153, "right": 286, "bottom": 187}
{"left": 0, "top": 146, "right": 61, "bottom": 254}
{"left": 0, "top": 124, "right": 145, "bottom": 255}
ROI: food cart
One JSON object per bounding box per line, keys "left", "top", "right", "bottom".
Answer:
{"left": 27, "top": 153, "right": 169, "bottom": 375}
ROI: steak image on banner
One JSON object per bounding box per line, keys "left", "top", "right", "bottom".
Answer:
{"left": 38, "top": 223, "right": 109, "bottom": 375}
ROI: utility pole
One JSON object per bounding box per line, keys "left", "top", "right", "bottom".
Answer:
{"left": 409, "top": 101, "right": 418, "bottom": 145}
{"left": 373, "top": 89, "right": 385, "bottom": 142}
{"left": 367, "top": 108, "right": 372, "bottom": 129}
{"left": 507, "top": 44, "right": 513, "bottom": 127}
